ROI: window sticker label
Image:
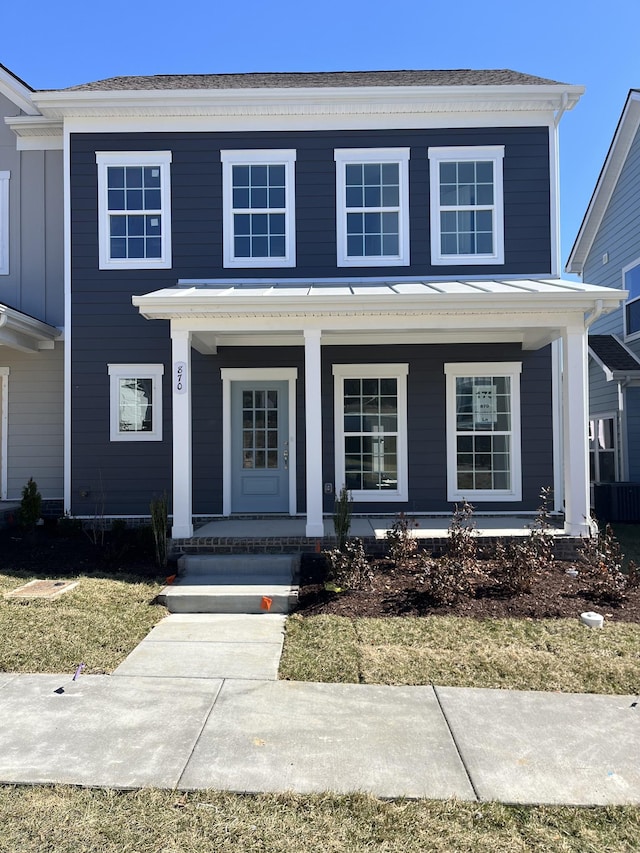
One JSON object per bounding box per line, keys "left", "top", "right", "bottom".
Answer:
{"left": 473, "top": 385, "right": 496, "bottom": 425}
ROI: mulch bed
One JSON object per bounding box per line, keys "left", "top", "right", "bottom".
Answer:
{"left": 0, "top": 523, "right": 160, "bottom": 580}
{"left": 296, "top": 554, "right": 640, "bottom": 623}
{"left": 2, "top": 523, "right": 639, "bottom": 623}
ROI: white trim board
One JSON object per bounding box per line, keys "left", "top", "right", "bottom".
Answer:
{"left": 0, "top": 367, "right": 8, "bottom": 500}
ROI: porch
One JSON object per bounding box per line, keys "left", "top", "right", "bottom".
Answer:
{"left": 132, "top": 276, "right": 625, "bottom": 543}
{"left": 170, "top": 513, "right": 582, "bottom": 559}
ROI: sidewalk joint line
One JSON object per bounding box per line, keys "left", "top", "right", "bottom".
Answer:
{"left": 433, "top": 685, "right": 481, "bottom": 802}
{"left": 175, "top": 678, "right": 225, "bottom": 790}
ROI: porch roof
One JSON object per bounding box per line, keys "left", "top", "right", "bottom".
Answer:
{"left": 133, "top": 277, "right": 624, "bottom": 352}
{"left": 0, "top": 303, "right": 61, "bottom": 353}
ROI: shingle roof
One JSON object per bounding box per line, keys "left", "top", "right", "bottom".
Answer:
{"left": 589, "top": 335, "right": 640, "bottom": 373}
{"left": 60, "top": 69, "right": 566, "bottom": 92}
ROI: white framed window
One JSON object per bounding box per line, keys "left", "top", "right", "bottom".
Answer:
{"left": 0, "top": 171, "right": 9, "bottom": 275}
{"left": 96, "top": 152, "right": 172, "bottom": 270}
{"left": 108, "top": 364, "right": 164, "bottom": 442}
{"left": 589, "top": 415, "right": 618, "bottom": 484}
{"left": 428, "top": 146, "right": 504, "bottom": 265}
{"left": 334, "top": 148, "right": 410, "bottom": 267}
{"left": 444, "top": 362, "right": 522, "bottom": 502}
{"left": 623, "top": 258, "right": 640, "bottom": 340}
{"left": 333, "top": 363, "right": 408, "bottom": 502}
{"left": 221, "top": 150, "right": 296, "bottom": 268}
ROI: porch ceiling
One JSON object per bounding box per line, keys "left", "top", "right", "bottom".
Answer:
{"left": 132, "top": 277, "right": 624, "bottom": 352}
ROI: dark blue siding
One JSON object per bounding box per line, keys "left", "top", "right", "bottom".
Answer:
{"left": 69, "top": 126, "right": 553, "bottom": 515}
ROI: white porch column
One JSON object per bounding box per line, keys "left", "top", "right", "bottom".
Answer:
{"left": 171, "top": 328, "right": 193, "bottom": 539}
{"left": 304, "top": 328, "right": 324, "bottom": 537}
{"left": 562, "top": 326, "right": 590, "bottom": 536}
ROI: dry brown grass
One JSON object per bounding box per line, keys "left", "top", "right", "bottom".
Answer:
{"left": 0, "top": 573, "right": 165, "bottom": 674}
{"left": 1, "top": 786, "right": 639, "bottom": 853}
{"left": 281, "top": 614, "right": 640, "bottom": 693}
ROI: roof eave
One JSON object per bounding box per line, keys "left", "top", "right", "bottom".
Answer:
{"left": 567, "top": 90, "right": 640, "bottom": 275}
{"left": 32, "top": 83, "right": 584, "bottom": 120}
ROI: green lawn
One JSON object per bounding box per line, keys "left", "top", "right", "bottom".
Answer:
{"left": 1, "top": 787, "right": 639, "bottom": 853}
{"left": 0, "top": 572, "right": 165, "bottom": 674}
{"left": 280, "top": 614, "right": 640, "bottom": 694}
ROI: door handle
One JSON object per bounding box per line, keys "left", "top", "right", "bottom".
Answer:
{"left": 283, "top": 448, "right": 289, "bottom": 470}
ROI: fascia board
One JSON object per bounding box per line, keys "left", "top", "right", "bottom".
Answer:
{"left": 32, "top": 83, "right": 584, "bottom": 119}
{"left": 5, "top": 116, "right": 64, "bottom": 149}
{"left": 132, "top": 290, "right": 623, "bottom": 321}
{"left": 0, "top": 66, "right": 38, "bottom": 116}
{"left": 567, "top": 91, "right": 640, "bottom": 274}
{"left": 0, "top": 305, "right": 61, "bottom": 342}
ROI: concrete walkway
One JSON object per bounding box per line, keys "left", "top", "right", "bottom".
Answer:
{"left": 0, "top": 613, "right": 638, "bottom": 805}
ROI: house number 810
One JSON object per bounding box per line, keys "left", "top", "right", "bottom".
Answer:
{"left": 174, "top": 361, "right": 187, "bottom": 394}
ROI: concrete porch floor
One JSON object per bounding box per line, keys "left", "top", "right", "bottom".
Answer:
{"left": 191, "top": 515, "right": 564, "bottom": 540}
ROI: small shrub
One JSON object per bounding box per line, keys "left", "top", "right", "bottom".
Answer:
{"left": 385, "top": 512, "right": 419, "bottom": 568}
{"left": 418, "top": 501, "right": 478, "bottom": 605}
{"left": 56, "top": 514, "right": 83, "bottom": 537}
{"left": 150, "top": 492, "right": 169, "bottom": 569}
{"left": 627, "top": 560, "right": 640, "bottom": 590}
{"left": 332, "top": 486, "right": 352, "bottom": 551}
{"left": 447, "top": 500, "right": 477, "bottom": 564}
{"left": 323, "top": 538, "right": 373, "bottom": 591}
{"left": 497, "top": 538, "right": 540, "bottom": 594}
{"left": 579, "top": 523, "right": 627, "bottom": 603}
{"left": 494, "top": 488, "right": 555, "bottom": 595}
{"left": 19, "top": 477, "right": 42, "bottom": 532}
{"left": 421, "top": 552, "right": 475, "bottom": 606}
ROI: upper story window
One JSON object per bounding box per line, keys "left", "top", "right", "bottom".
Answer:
{"left": 96, "top": 152, "right": 172, "bottom": 271}
{"left": 334, "top": 148, "right": 410, "bottom": 267}
{"left": 0, "top": 171, "right": 9, "bottom": 275}
{"left": 221, "top": 150, "right": 296, "bottom": 268}
{"left": 623, "top": 259, "right": 640, "bottom": 340}
{"left": 428, "top": 146, "right": 504, "bottom": 266}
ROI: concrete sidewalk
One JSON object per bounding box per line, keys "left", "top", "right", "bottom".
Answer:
{"left": 0, "top": 670, "right": 638, "bottom": 803}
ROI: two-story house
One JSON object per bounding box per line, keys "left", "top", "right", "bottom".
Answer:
{"left": 567, "top": 90, "right": 640, "bottom": 506}
{"left": 11, "top": 69, "right": 622, "bottom": 539}
{"left": 0, "top": 65, "right": 63, "bottom": 510}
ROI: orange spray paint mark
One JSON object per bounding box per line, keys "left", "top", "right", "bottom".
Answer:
{"left": 261, "top": 596, "right": 273, "bottom": 611}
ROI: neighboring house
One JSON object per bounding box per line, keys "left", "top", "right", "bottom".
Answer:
{"left": 567, "top": 90, "right": 640, "bottom": 488}
{"left": 8, "top": 68, "right": 622, "bottom": 538}
{"left": 0, "top": 65, "right": 63, "bottom": 505}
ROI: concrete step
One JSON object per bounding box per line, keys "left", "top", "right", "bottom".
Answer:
{"left": 160, "top": 553, "right": 299, "bottom": 614}
{"left": 177, "top": 553, "right": 298, "bottom": 578}
{"left": 159, "top": 582, "right": 297, "bottom": 614}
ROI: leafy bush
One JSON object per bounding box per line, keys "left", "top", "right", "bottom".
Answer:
{"left": 579, "top": 523, "right": 627, "bottom": 603}
{"left": 323, "top": 538, "right": 373, "bottom": 591}
{"left": 421, "top": 551, "right": 476, "bottom": 606}
{"left": 385, "top": 512, "right": 419, "bottom": 568}
{"left": 418, "top": 501, "right": 477, "bottom": 605}
{"left": 19, "top": 477, "right": 42, "bottom": 532}
{"left": 332, "top": 486, "right": 352, "bottom": 551}
{"left": 493, "top": 488, "right": 555, "bottom": 594}
{"left": 150, "top": 492, "right": 169, "bottom": 569}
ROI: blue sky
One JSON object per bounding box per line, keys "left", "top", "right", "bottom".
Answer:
{"left": 3, "top": 0, "right": 640, "bottom": 271}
